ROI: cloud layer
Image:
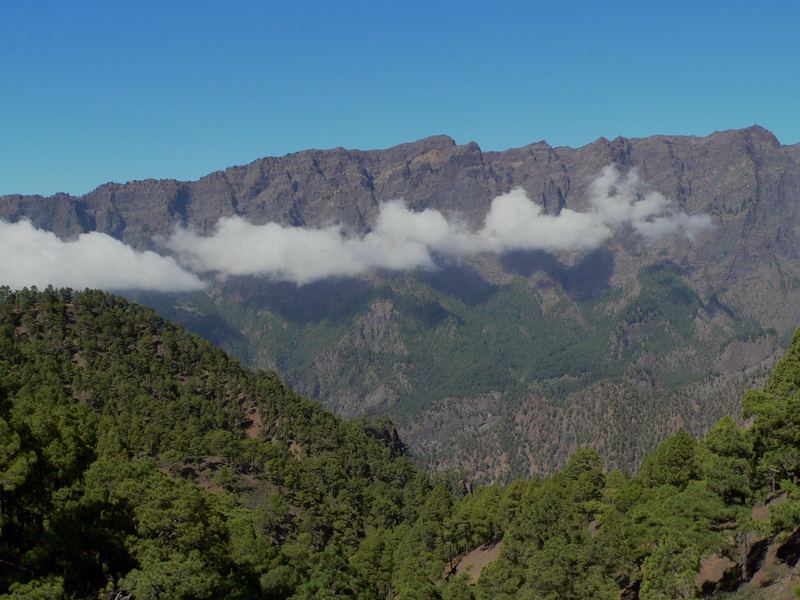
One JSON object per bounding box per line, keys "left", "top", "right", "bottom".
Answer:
{"left": 166, "top": 165, "right": 713, "bottom": 285}
{"left": 0, "top": 220, "right": 205, "bottom": 292}
{"left": 0, "top": 166, "right": 712, "bottom": 291}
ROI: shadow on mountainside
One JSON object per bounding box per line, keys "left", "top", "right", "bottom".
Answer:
{"left": 226, "top": 276, "right": 377, "bottom": 324}
{"left": 501, "top": 248, "right": 615, "bottom": 301}
{"left": 417, "top": 263, "right": 500, "bottom": 306}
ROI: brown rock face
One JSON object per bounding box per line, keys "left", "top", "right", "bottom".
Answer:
{"left": 3, "top": 125, "right": 800, "bottom": 479}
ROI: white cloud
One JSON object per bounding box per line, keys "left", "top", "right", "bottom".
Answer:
{"left": 478, "top": 189, "right": 611, "bottom": 252}
{"left": 166, "top": 165, "right": 713, "bottom": 285}
{"left": 164, "top": 204, "right": 452, "bottom": 285}
{"left": 0, "top": 166, "right": 710, "bottom": 292}
{"left": 586, "top": 166, "right": 713, "bottom": 240}
{"left": 0, "top": 220, "right": 205, "bottom": 292}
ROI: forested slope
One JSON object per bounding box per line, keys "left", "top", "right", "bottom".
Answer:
{"left": 0, "top": 287, "right": 430, "bottom": 598}
{"left": 2, "top": 288, "right": 800, "bottom": 599}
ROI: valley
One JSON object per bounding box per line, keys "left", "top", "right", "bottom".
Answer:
{"left": 3, "top": 126, "right": 800, "bottom": 479}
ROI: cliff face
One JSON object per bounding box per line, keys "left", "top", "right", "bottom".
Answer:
{"left": 4, "top": 126, "right": 797, "bottom": 242}
{"left": 4, "top": 126, "right": 800, "bottom": 478}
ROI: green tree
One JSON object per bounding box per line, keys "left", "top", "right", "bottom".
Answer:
{"left": 440, "top": 573, "right": 474, "bottom": 600}
{"left": 700, "top": 417, "right": 752, "bottom": 505}
{"left": 640, "top": 536, "right": 699, "bottom": 599}
{"left": 640, "top": 430, "right": 699, "bottom": 489}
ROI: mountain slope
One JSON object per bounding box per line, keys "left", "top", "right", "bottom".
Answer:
{"left": 3, "top": 288, "right": 800, "bottom": 598}
{"left": 2, "top": 126, "right": 800, "bottom": 478}
{"left": 0, "top": 287, "right": 428, "bottom": 598}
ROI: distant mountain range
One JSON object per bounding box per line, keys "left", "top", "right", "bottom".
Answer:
{"left": 3, "top": 125, "right": 800, "bottom": 480}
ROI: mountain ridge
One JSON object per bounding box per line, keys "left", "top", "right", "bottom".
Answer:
{"left": 1, "top": 124, "right": 789, "bottom": 201}
{"left": 1, "top": 124, "right": 791, "bottom": 234}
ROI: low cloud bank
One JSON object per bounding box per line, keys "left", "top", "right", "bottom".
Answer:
{"left": 166, "top": 166, "right": 713, "bottom": 285}
{"left": 0, "top": 166, "right": 713, "bottom": 291}
{"left": 0, "top": 220, "right": 205, "bottom": 292}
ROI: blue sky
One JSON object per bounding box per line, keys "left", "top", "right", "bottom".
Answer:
{"left": 1, "top": 0, "right": 798, "bottom": 196}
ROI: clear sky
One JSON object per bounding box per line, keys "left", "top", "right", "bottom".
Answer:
{"left": 1, "top": 0, "right": 798, "bottom": 196}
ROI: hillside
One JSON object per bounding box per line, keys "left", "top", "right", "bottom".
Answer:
{"left": 3, "top": 126, "right": 800, "bottom": 478}
{"left": 0, "top": 287, "right": 429, "bottom": 598}
{"left": 2, "top": 288, "right": 800, "bottom": 598}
